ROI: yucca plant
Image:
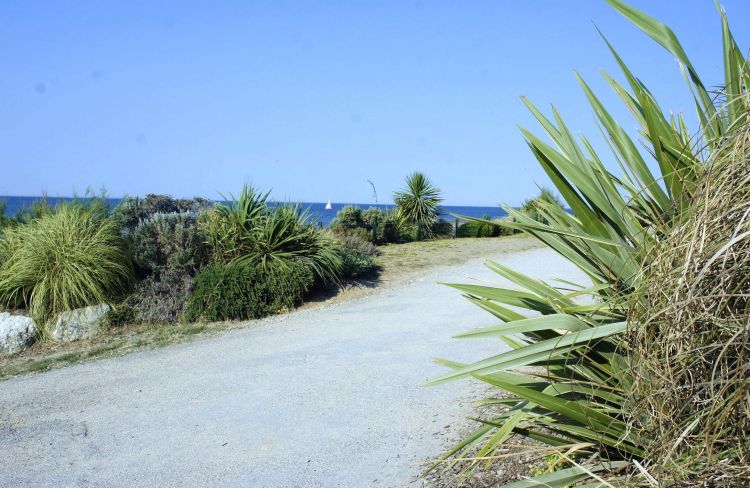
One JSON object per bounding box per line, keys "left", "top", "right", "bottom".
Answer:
{"left": 201, "top": 184, "right": 270, "bottom": 263}
{"left": 234, "top": 203, "right": 342, "bottom": 285}
{"left": 394, "top": 171, "right": 443, "bottom": 240}
{"left": 428, "top": 1, "right": 749, "bottom": 485}
{"left": 0, "top": 204, "right": 134, "bottom": 333}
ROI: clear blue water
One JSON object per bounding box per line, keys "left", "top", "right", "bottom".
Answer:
{"left": 0, "top": 195, "right": 507, "bottom": 227}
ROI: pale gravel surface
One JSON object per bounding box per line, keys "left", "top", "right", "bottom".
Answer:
{"left": 0, "top": 245, "right": 586, "bottom": 488}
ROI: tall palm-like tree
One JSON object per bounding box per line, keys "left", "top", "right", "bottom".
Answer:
{"left": 393, "top": 172, "right": 443, "bottom": 240}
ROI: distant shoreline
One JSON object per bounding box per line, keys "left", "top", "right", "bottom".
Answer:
{"left": 0, "top": 195, "right": 509, "bottom": 227}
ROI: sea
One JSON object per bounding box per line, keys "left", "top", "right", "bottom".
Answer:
{"left": 0, "top": 195, "right": 508, "bottom": 228}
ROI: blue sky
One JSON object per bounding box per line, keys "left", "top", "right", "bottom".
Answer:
{"left": 1, "top": 1, "right": 748, "bottom": 206}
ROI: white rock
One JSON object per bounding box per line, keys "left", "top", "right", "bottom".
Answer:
{"left": 51, "top": 304, "right": 110, "bottom": 342}
{"left": 0, "top": 312, "right": 37, "bottom": 355}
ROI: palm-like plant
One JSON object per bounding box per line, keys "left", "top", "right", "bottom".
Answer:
{"left": 393, "top": 171, "right": 443, "bottom": 239}
{"left": 201, "top": 185, "right": 343, "bottom": 285}
{"left": 429, "top": 0, "right": 749, "bottom": 485}
{"left": 235, "top": 203, "right": 342, "bottom": 285}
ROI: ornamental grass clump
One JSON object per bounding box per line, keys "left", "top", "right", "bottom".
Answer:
{"left": 627, "top": 114, "right": 750, "bottom": 485}
{"left": 0, "top": 205, "right": 133, "bottom": 333}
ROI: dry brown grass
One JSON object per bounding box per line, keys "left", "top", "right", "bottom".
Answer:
{"left": 628, "top": 111, "right": 750, "bottom": 485}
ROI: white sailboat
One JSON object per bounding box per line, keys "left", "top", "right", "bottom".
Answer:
{"left": 324, "top": 199, "right": 333, "bottom": 210}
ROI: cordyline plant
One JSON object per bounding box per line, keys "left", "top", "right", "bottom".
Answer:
{"left": 428, "top": 0, "right": 749, "bottom": 486}
{"left": 394, "top": 171, "right": 443, "bottom": 240}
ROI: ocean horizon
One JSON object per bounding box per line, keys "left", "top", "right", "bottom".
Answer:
{"left": 0, "top": 195, "right": 508, "bottom": 227}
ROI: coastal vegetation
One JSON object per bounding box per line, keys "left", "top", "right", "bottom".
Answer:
{"left": 1, "top": 166, "right": 511, "bottom": 360}
{"left": 430, "top": 0, "right": 750, "bottom": 486}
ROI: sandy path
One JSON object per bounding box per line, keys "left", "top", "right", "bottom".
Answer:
{"left": 0, "top": 245, "right": 586, "bottom": 488}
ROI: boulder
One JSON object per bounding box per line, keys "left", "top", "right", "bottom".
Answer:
{"left": 0, "top": 312, "right": 37, "bottom": 355}
{"left": 51, "top": 304, "right": 110, "bottom": 342}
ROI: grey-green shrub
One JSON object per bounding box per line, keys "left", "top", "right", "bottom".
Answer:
{"left": 115, "top": 194, "right": 212, "bottom": 231}
{"left": 125, "top": 268, "right": 194, "bottom": 324}
{"left": 0, "top": 205, "right": 133, "bottom": 329}
{"left": 334, "top": 230, "right": 379, "bottom": 279}
{"left": 334, "top": 230, "right": 379, "bottom": 257}
{"left": 183, "top": 262, "right": 313, "bottom": 322}
{"left": 131, "top": 212, "right": 208, "bottom": 279}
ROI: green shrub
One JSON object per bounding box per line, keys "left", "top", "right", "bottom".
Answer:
{"left": 126, "top": 268, "right": 194, "bottom": 324}
{"left": 0, "top": 205, "right": 134, "bottom": 329}
{"left": 0, "top": 200, "right": 13, "bottom": 230}
{"left": 103, "top": 306, "right": 137, "bottom": 328}
{"left": 361, "top": 207, "right": 384, "bottom": 229}
{"left": 456, "top": 214, "right": 502, "bottom": 238}
{"left": 331, "top": 205, "right": 364, "bottom": 230}
{"left": 131, "top": 212, "right": 208, "bottom": 279}
{"left": 339, "top": 247, "right": 377, "bottom": 278}
{"left": 374, "top": 208, "right": 413, "bottom": 244}
{"left": 183, "top": 262, "right": 313, "bottom": 322}
{"left": 430, "top": 220, "right": 454, "bottom": 239}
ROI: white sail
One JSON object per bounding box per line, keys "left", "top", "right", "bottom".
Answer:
{"left": 324, "top": 199, "right": 332, "bottom": 210}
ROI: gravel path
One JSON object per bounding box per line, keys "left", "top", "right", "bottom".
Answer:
{"left": 0, "top": 245, "right": 585, "bottom": 487}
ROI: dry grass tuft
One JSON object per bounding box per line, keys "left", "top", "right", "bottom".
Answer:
{"left": 629, "top": 108, "right": 750, "bottom": 485}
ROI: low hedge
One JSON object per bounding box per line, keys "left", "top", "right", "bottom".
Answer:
{"left": 183, "top": 262, "right": 313, "bottom": 322}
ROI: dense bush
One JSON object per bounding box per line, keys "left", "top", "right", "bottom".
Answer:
{"left": 334, "top": 230, "right": 379, "bottom": 279}
{"left": 131, "top": 212, "right": 208, "bottom": 279}
{"left": 115, "top": 194, "right": 212, "bottom": 231}
{"left": 331, "top": 205, "right": 364, "bottom": 230}
{"left": 361, "top": 207, "right": 384, "bottom": 229}
{"left": 334, "top": 230, "right": 379, "bottom": 257}
{"left": 103, "top": 305, "right": 137, "bottom": 328}
{"left": 125, "top": 268, "right": 194, "bottom": 324}
{"left": 183, "top": 262, "right": 313, "bottom": 322}
{"left": 0, "top": 205, "right": 133, "bottom": 329}
{"left": 374, "top": 208, "right": 414, "bottom": 244}
{"left": 430, "top": 220, "right": 454, "bottom": 239}
{"left": 339, "top": 247, "right": 377, "bottom": 278}
{"left": 456, "top": 214, "right": 505, "bottom": 238}
{"left": 0, "top": 201, "right": 13, "bottom": 230}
